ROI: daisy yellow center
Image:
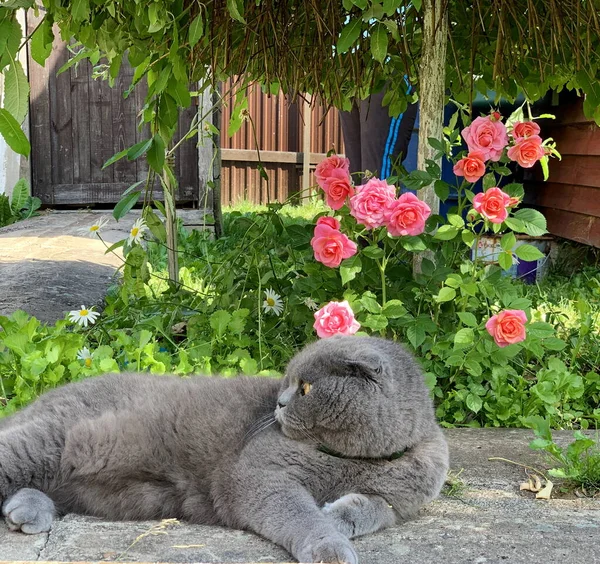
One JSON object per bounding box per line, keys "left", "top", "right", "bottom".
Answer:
{"left": 90, "top": 225, "right": 100, "bottom": 231}
{"left": 80, "top": 309, "right": 89, "bottom": 316}
{"left": 85, "top": 358, "right": 92, "bottom": 367}
{"left": 266, "top": 297, "right": 275, "bottom": 306}
{"left": 131, "top": 227, "right": 139, "bottom": 236}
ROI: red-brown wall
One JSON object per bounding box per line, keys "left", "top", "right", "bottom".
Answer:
{"left": 528, "top": 99, "right": 600, "bottom": 248}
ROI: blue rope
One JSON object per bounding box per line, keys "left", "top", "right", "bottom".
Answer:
{"left": 381, "top": 117, "right": 398, "bottom": 179}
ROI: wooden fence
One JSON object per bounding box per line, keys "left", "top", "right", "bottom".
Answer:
{"left": 220, "top": 79, "right": 345, "bottom": 205}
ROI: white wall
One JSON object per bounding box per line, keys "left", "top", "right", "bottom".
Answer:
{"left": 0, "top": 10, "right": 30, "bottom": 198}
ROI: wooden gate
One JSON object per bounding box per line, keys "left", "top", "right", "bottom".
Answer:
{"left": 27, "top": 13, "right": 199, "bottom": 206}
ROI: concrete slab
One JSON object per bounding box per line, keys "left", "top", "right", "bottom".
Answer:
{"left": 0, "top": 209, "right": 209, "bottom": 324}
{"left": 0, "top": 429, "right": 598, "bottom": 563}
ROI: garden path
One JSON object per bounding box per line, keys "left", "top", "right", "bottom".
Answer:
{"left": 1, "top": 429, "right": 598, "bottom": 564}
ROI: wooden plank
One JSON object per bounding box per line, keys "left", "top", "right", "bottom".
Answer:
{"left": 542, "top": 154, "right": 600, "bottom": 188}
{"left": 221, "top": 149, "right": 331, "bottom": 164}
{"left": 175, "top": 101, "right": 199, "bottom": 202}
{"left": 89, "top": 74, "right": 114, "bottom": 184}
{"left": 529, "top": 183, "right": 600, "bottom": 218}
{"left": 49, "top": 38, "right": 74, "bottom": 186}
{"left": 552, "top": 98, "right": 593, "bottom": 126}
{"left": 52, "top": 183, "right": 196, "bottom": 204}
{"left": 111, "top": 61, "right": 137, "bottom": 184}
{"left": 70, "top": 56, "right": 92, "bottom": 184}
{"left": 26, "top": 11, "right": 53, "bottom": 203}
{"left": 134, "top": 80, "right": 151, "bottom": 182}
{"left": 540, "top": 207, "right": 600, "bottom": 248}
{"left": 547, "top": 122, "right": 600, "bottom": 157}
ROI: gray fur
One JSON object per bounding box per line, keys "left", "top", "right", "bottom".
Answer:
{"left": 0, "top": 336, "right": 448, "bottom": 564}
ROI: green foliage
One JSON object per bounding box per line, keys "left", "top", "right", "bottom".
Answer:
{"left": 525, "top": 416, "right": 600, "bottom": 492}
{"left": 0, "top": 179, "right": 41, "bottom": 227}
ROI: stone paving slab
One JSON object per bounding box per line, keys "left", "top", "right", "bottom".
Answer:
{"left": 0, "top": 210, "right": 206, "bottom": 324}
{"left": 1, "top": 429, "right": 598, "bottom": 564}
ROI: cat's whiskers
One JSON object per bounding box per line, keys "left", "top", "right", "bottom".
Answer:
{"left": 241, "top": 414, "right": 277, "bottom": 445}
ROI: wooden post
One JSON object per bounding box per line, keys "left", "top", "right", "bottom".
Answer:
{"left": 212, "top": 86, "right": 223, "bottom": 238}
{"left": 417, "top": 0, "right": 448, "bottom": 215}
{"left": 163, "top": 156, "right": 179, "bottom": 285}
{"left": 302, "top": 95, "right": 312, "bottom": 196}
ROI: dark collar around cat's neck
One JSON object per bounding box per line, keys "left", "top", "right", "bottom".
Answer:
{"left": 317, "top": 444, "right": 406, "bottom": 462}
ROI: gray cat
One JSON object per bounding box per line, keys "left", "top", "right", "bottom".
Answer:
{"left": 0, "top": 335, "right": 448, "bottom": 564}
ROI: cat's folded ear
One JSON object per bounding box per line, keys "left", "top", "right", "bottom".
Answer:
{"left": 344, "top": 352, "right": 384, "bottom": 381}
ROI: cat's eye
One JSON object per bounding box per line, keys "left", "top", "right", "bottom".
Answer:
{"left": 299, "top": 381, "right": 312, "bottom": 396}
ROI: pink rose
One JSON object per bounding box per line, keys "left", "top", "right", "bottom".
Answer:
{"left": 485, "top": 309, "right": 527, "bottom": 347}
{"left": 511, "top": 121, "right": 541, "bottom": 141}
{"left": 313, "top": 300, "right": 361, "bottom": 339}
{"left": 315, "top": 155, "right": 350, "bottom": 188}
{"left": 349, "top": 178, "right": 396, "bottom": 229}
{"left": 462, "top": 115, "right": 509, "bottom": 162}
{"left": 311, "top": 223, "right": 357, "bottom": 268}
{"left": 322, "top": 168, "right": 355, "bottom": 210}
{"left": 384, "top": 193, "right": 431, "bottom": 237}
{"left": 507, "top": 135, "right": 545, "bottom": 168}
{"left": 453, "top": 151, "right": 487, "bottom": 183}
{"left": 472, "top": 187, "right": 512, "bottom": 224}
{"left": 316, "top": 216, "right": 341, "bottom": 230}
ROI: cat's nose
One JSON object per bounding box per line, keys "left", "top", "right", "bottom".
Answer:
{"left": 277, "top": 400, "right": 286, "bottom": 409}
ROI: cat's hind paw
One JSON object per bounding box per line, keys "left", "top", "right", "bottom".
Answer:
{"left": 2, "top": 488, "right": 55, "bottom": 534}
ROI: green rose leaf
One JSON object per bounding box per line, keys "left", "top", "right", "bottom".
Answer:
{"left": 360, "top": 293, "right": 382, "bottom": 314}
{"left": 513, "top": 208, "right": 547, "bottom": 236}
{"left": 340, "top": 255, "right": 362, "bottom": 285}
{"left": 466, "top": 392, "right": 483, "bottom": 413}
{"left": 434, "top": 225, "right": 459, "bottom": 241}
{"left": 436, "top": 287, "right": 456, "bottom": 303}
{"left": 434, "top": 180, "right": 450, "bottom": 202}
{"left": 515, "top": 244, "right": 545, "bottom": 261}
{"left": 382, "top": 299, "right": 406, "bottom": 318}
{"left": 362, "top": 245, "right": 385, "bottom": 259}
{"left": 362, "top": 314, "right": 388, "bottom": 331}
{"left": 400, "top": 236, "right": 427, "bottom": 251}
{"left": 500, "top": 232, "right": 516, "bottom": 251}
{"left": 454, "top": 327, "right": 474, "bottom": 349}
{"left": 457, "top": 312, "right": 478, "bottom": 327}
{"left": 498, "top": 250, "right": 514, "bottom": 271}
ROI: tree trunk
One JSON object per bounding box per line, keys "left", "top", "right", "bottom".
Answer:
{"left": 417, "top": 0, "right": 448, "bottom": 215}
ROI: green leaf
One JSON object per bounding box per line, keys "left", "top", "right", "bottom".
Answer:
{"left": 228, "top": 94, "right": 249, "bottom": 137}
{"left": 500, "top": 232, "right": 516, "bottom": 251}
{"left": 434, "top": 180, "right": 450, "bottom": 202}
{"left": 498, "top": 251, "right": 513, "bottom": 271}
{"left": 362, "top": 245, "right": 384, "bottom": 259}
{"left": 337, "top": 19, "right": 362, "bottom": 54}
{"left": 513, "top": 208, "right": 547, "bottom": 236}
{"left": 104, "top": 239, "right": 125, "bottom": 255}
{"left": 226, "top": 0, "right": 246, "bottom": 23}
{"left": 454, "top": 328, "right": 474, "bottom": 349}
{"left": 340, "top": 255, "right": 362, "bottom": 285}
{"left": 461, "top": 230, "right": 475, "bottom": 247}
{"left": 4, "top": 59, "right": 29, "bottom": 124}
{"left": 457, "top": 312, "right": 478, "bottom": 327}
{"left": 360, "top": 293, "right": 382, "bottom": 314}
{"left": 400, "top": 236, "right": 427, "bottom": 251}
{"left": 71, "top": 0, "right": 90, "bottom": 23}
{"left": 103, "top": 148, "right": 129, "bottom": 169}
{"left": 382, "top": 299, "right": 406, "bottom": 318}
{"left": 542, "top": 337, "right": 566, "bottom": 351}
{"left": 412, "top": 0, "right": 422, "bottom": 10}
{"left": 466, "top": 393, "right": 483, "bottom": 413}
{"left": 527, "top": 322, "right": 555, "bottom": 338}
{"left": 144, "top": 209, "right": 166, "bottom": 243}
{"left": 10, "top": 178, "right": 28, "bottom": 214}
{"left": 504, "top": 217, "right": 526, "bottom": 233}
{"left": 210, "top": 310, "right": 231, "bottom": 338}
{"left": 147, "top": 134, "right": 165, "bottom": 173}
{"left": 482, "top": 173, "right": 496, "bottom": 190}
{"left": 370, "top": 23, "right": 388, "bottom": 63}
{"left": 30, "top": 17, "right": 53, "bottom": 66}
{"left": 0, "top": 108, "right": 29, "bottom": 156}
{"left": 434, "top": 225, "right": 459, "bottom": 240}
{"left": 447, "top": 214, "right": 464, "bottom": 228}
{"left": 188, "top": 13, "right": 204, "bottom": 47}
{"left": 407, "top": 325, "right": 426, "bottom": 348}
{"left": 540, "top": 155, "right": 549, "bottom": 181}
{"left": 435, "top": 287, "right": 456, "bottom": 303}
{"left": 362, "top": 314, "right": 388, "bottom": 331}
{"left": 127, "top": 138, "right": 152, "bottom": 160}
{"left": 113, "top": 191, "right": 141, "bottom": 221}
{"left": 515, "top": 244, "right": 545, "bottom": 261}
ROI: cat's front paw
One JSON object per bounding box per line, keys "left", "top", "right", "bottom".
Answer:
{"left": 2, "top": 488, "right": 55, "bottom": 534}
{"left": 296, "top": 534, "right": 358, "bottom": 564}
{"left": 322, "top": 493, "right": 370, "bottom": 538}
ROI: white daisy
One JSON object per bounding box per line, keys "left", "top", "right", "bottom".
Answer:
{"left": 79, "top": 217, "right": 109, "bottom": 238}
{"left": 76, "top": 347, "right": 93, "bottom": 368}
{"left": 263, "top": 289, "right": 284, "bottom": 316}
{"left": 304, "top": 297, "right": 319, "bottom": 311}
{"left": 68, "top": 305, "right": 100, "bottom": 327}
{"left": 128, "top": 217, "right": 147, "bottom": 245}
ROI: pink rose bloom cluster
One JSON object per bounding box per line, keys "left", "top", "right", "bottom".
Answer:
{"left": 313, "top": 300, "right": 360, "bottom": 339}
{"left": 462, "top": 114, "right": 509, "bottom": 162}
{"left": 310, "top": 216, "right": 357, "bottom": 268}
{"left": 349, "top": 178, "right": 431, "bottom": 237}
{"left": 472, "top": 187, "right": 517, "bottom": 224}
{"left": 486, "top": 309, "right": 527, "bottom": 347}
{"left": 315, "top": 155, "right": 354, "bottom": 210}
